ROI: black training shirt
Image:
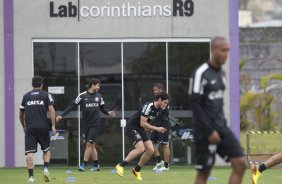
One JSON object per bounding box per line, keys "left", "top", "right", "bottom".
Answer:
{"left": 61, "top": 91, "right": 109, "bottom": 127}
{"left": 190, "top": 62, "right": 227, "bottom": 137}
{"left": 127, "top": 102, "right": 162, "bottom": 130}
{"left": 153, "top": 105, "right": 169, "bottom": 127}
{"left": 20, "top": 89, "right": 55, "bottom": 129}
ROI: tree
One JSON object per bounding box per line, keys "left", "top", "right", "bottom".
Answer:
{"left": 240, "top": 60, "right": 282, "bottom": 130}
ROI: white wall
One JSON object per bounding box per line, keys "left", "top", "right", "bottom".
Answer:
{"left": 0, "top": 0, "right": 5, "bottom": 167}
{"left": 13, "top": 0, "right": 230, "bottom": 166}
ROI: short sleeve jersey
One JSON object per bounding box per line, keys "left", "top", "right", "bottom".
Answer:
{"left": 20, "top": 89, "right": 55, "bottom": 129}
{"left": 127, "top": 102, "right": 162, "bottom": 130}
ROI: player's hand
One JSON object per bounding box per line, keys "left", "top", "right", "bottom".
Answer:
{"left": 51, "top": 126, "right": 56, "bottom": 135}
{"left": 81, "top": 134, "right": 86, "bottom": 144}
{"left": 108, "top": 111, "right": 116, "bottom": 117}
{"left": 156, "top": 127, "right": 167, "bottom": 133}
{"left": 208, "top": 130, "right": 221, "bottom": 144}
{"left": 56, "top": 116, "right": 63, "bottom": 122}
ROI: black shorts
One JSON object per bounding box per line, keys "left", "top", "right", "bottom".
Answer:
{"left": 25, "top": 128, "right": 50, "bottom": 155}
{"left": 150, "top": 127, "right": 170, "bottom": 145}
{"left": 85, "top": 126, "right": 101, "bottom": 144}
{"left": 126, "top": 128, "right": 149, "bottom": 146}
{"left": 195, "top": 128, "right": 244, "bottom": 171}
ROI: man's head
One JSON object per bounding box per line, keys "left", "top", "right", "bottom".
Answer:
{"left": 32, "top": 75, "right": 43, "bottom": 89}
{"left": 88, "top": 78, "right": 101, "bottom": 92}
{"left": 154, "top": 92, "right": 169, "bottom": 109}
{"left": 153, "top": 83, "right": 165, "bottom": 95}
{"left": 210, "top": 37, "right": 230, "bottom": 66}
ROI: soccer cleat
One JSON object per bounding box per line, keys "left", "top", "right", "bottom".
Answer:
{"left": 132, "top": 169, "right": 142, "bottom": 181}
{"left": 115, "top": 164, "right": 124, "bottom": 177}
{"left": 43, "top": 169, "right": 50, "bottom": 182}
{"left": 28, "top": 176, "right": 35, "bottom": 183}
{"left": 90, "top": 165, "right": 100, "bottom": 171}
{"left": 152, "top": 160, "right": 164, "bottom": 171}
{"left": 159, "top": 166, "right": 169, "bottom": 171}
{"left": 78, "top": 163, "right": 86, "bottom": 171}
{"left": 251, "top": 164, "right": 261, "bottom": 184}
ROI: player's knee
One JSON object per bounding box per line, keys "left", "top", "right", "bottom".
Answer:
{"left": 135, "top": 143, "right": 145, "bottom": 153}
{"left": 136, "top": 146, "right": 145, "bottom": 154}
{"left": 26, "top": 154, "right": 34, "bottom": 162}
{"left": 146, "top": 147, "right": 155, "bottom": 155}
{"left": 233, "top": 158, "right": 247, "bottom": 173}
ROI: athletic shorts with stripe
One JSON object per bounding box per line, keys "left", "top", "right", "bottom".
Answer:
{"left": 85, "top": 125, "right": 101, "bottom": 144}
{"left": 150, "top": 127, "right": 170, "bottom": 145}
{"left": 195, "top": 128, "right": 244, "bottom": 171}
{"left": 25, "top": 128, "right": 50, "bottom": 155}
{"left": 126, "top": 128, "right": 149, "bottom": 146}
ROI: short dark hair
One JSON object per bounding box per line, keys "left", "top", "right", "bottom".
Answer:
{"left": 155, "top": 92, "right": 169, "bottom": 101}
{"left": 32, "top": 75, "right": 43, "bottom": 88}
{"left": 88, "top": 78, "right": 100, "bottom": 89}
{"left": 211, "top": 36, "right": 226, "bottom": 48}
{"left": 153, "top": 83, "right": 165, "bottom": 91}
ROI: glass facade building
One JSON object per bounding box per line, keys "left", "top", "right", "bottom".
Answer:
{"left": 1, "top": 0, "right": 239, "bottom": 167}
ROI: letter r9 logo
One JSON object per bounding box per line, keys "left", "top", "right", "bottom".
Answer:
{"left": 173, "top": 0, "right": 194, "bottom": 17}
{"left": 184, "top": 0, "right": 194, "bottom": 16}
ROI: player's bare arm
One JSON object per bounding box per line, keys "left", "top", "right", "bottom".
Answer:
{"left": 19, "top": 111, "right": 26, "bottom": 133}
{"left": 48, "top": 105, "right": 56, "bottom": 134}
{"left": 140, "top": 116, "right": 166, "bottom": 133}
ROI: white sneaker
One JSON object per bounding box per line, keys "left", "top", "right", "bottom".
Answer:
{"left": 160, "top": 166, "right": 169, "bottom": 171}
{"left": 43, "top": 168, "right": 50, "bottom": 182}
{"left": 153, "top": 160, "right": 164, "bottom": 171}
{"left": 28, "top": 176, "right": 35, "bottom": 183}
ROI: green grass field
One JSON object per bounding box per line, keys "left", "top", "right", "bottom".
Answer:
{"left": 0, "top": 166, "right": 281, "bottom": 184}
{"left": 240, "top": 132, "right": 282, "bottom": 154}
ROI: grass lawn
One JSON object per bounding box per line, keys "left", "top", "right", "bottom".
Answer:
{"left": 0, "top": 166, "right": 282, "bottom": 184}
{"left": 240, "top": 131, "right": 282, "bottom": 154}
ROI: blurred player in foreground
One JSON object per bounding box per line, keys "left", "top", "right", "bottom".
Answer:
{"left": 190, "top": 37, "right": 247, "bottom": 184}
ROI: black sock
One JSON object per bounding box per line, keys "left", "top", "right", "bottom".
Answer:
{"left": 164, "top": 162, "right": 169, "bottom": 168}
{"left": 28, "top": 169, "right": 33, "bottom": 177}
{"left": 119, "top": 160, "right": 128, "bottom": 167}
{"left": 134, "top": 165, "right": 142, "bottom": 172}
{"left": 156, "top": 156, "right": 162, "bottom": 163}
{"left": 93, "top": 160, "right": 99, "bottom": 167}
{"left": 83, "top": 161, "right": 88, "bottom": 165}
{"left": 44, "top": 162, "right": 49, "bottom": 169}
{"left": 258, "top": 163, "right": 267, "bottom": 173}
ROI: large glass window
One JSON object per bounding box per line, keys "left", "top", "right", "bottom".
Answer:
{"left": 79, "top": 43, "right": 122, "bottom": 163}
{"left": 168, "top": 42, "right": 210, "bottom": 163}
{"left": 123, "top": 42, "right": 166, "bottom": 111}
{"left": 33, "top": 42, "right": 79, "bottom": 165}
{"left": 168, "top": 42, "right": 210, "bottom": 111}
{"left": 33, "top": 40, "right": 210, "bottom": 165}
